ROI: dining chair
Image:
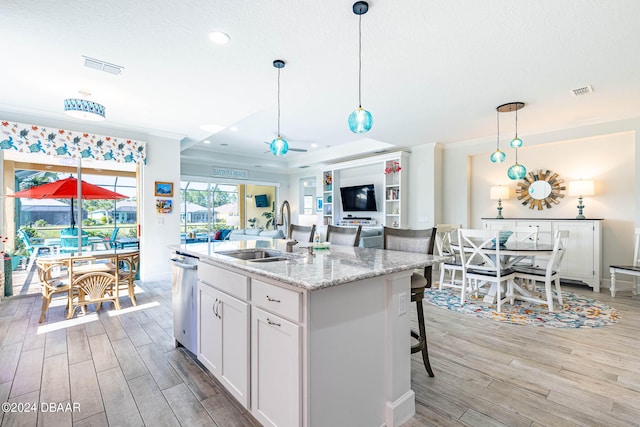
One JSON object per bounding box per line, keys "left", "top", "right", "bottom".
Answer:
{"left": 383, "top": 226, "right": 437, "bottom": 377}
{"left": 288, "top": 224, "right": 316, "bottom": 243}
{"left": 114, "top": 251, "right": 140, "bottom": 306}
{"left": 435, "top": 223, "right": 463, "bottom": 291}
{"left": 609, "top": 228, "right": 640, "bottom": 297}
{"left": 457, "top": 228, "right": 517, "bottom": 313}
{"left": 512, "top": 230, "right": 569, "bottom": 312}
{"left": 36, "top": 259, "right": 73, "bottom": 323}
{"left": 67, "top": 271, "right": 120, "bottom": 319}
{"left": 504, "top": 226, "right": 540, "bottom": 268}
{"left": 326, "top": 225, "right": 362, "bottom": 246}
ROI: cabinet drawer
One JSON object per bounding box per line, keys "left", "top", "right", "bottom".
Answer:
{"left": 516, "top": 221, "right": 552, "bottom": 232}
{"left": 252, "top": 280, "right": 301, "bottom": 323}
{"left": 198, "top": 262, "right": 249, "bottom": 301}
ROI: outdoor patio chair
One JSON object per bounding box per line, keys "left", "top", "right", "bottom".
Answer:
{"left": 18, "top": 229, "right": 53, "bottom": 271}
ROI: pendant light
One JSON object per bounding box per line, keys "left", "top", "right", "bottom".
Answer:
{"left": 269, "top": 59, "right": 289, "bottom": 156}
{"left": 489, "top": 108, "right": 506, "bottom": 163}
{"left": 497, "top": 102, "right": 526, "bottom": 180}
{"left": 509, "top": 102, "right": 523, "bottom": 148}
{"left": 348, "top": 1, "right": 373, "bottom": 134}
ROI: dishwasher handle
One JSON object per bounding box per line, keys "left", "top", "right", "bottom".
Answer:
{"left": 170, "top": 259, "right": 198, "bottom": 270}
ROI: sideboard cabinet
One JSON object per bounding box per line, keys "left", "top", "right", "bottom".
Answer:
{"left": 482, "top": 218, "right": 603, "bottom": 291}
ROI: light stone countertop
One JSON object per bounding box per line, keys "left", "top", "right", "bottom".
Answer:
{"left": 170, "top": 240, "right": 446, "bottom": 291}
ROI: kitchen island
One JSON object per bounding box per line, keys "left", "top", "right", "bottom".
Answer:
{"left": 170, "top": 239, "right": 445, "bottom": 427}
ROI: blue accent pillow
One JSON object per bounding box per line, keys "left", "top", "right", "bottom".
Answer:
{"left": 220, "top": 229, "right": 232, "bottom": 240}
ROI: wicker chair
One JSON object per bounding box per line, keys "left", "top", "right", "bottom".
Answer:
{"left": 67, "top": 272, "right": 120, "bottom": 319}
{"left": 114, "top": 251, "right": 140, "bottom": 306}
{"left": 36, "top": 259, "right": 72, "bottom": 323}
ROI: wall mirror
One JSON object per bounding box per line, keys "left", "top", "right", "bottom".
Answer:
{"left": 515, "top": 169, "right": 565, "bottom": 210}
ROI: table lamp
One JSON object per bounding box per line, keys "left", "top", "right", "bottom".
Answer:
{"left": 568, "top": 180, "right": 595, "bottom": 219}
{"left": 490, "top": 186, "right": 510, "bottom": 219}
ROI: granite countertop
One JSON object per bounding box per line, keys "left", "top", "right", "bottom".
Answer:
{"left": 170, "top": 240, "right": 446, "bottom": 291}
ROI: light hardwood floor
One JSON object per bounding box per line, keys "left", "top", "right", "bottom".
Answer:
{"left": 1, "top": 278, "right": 640, "bottom": 426}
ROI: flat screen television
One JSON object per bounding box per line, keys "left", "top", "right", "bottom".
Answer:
{"left": 254, "top": 194, "right": 269, "bottom": 208}
{"left": 340, "top": 184, "right": 377, "bottom": 212}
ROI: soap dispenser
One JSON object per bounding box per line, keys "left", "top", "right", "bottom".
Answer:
{"left": 313, "top": 231, "right": 320, "bottom": 243}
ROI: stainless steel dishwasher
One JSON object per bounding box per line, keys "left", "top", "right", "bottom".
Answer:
{"left": 170, "top": 252, "right": 198, "bottom": 354}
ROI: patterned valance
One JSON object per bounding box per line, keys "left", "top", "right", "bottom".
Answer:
{"left": 0, "top": 120, "right": 146, "bottom": 164}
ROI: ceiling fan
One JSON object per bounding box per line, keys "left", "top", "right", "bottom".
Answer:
{"left": 262, "top": 140, "right": 307, "bottom": 153}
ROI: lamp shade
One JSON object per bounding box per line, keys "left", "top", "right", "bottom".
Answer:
{"left": 490, "top": 186, "right": 510, "bottom": 200}
{"left": 568, "top": 180, "right": 594, "bottom": 197}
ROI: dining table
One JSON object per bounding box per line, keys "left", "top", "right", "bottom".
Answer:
{"left": 36, "top": 248, "right": 140, "bottom": 317}
{"left": 451, "top": 239, "right": 556, "bottom": 306}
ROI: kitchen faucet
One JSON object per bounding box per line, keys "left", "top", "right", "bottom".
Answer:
{"left": 277, "top": 200, "right": 291, "bottom": 235}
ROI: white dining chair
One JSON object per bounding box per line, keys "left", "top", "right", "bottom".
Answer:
{"left": 435, "top": 223, "right": 463, "bottom": 291}
{"left": 609, "top": 227, "right": 640, "bottom": 297}
{"left": 458, "top": 228, "right": 517, "bottom": 313}
{"left": 512, "top": 230, "right": 569, "bottom": 312}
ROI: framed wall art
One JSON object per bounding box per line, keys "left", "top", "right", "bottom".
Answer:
{"left": 155, "top": 181, "right": 173, "bottom": 197}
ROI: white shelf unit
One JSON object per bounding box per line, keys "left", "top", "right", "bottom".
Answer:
{"left": 321, "top": 151, "right": 409, "bottom": 228}
{"left": 321, "top": 171, "right": 334, "bottom": 225}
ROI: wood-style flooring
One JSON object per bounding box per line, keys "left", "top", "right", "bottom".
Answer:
{"left": 1, "top": 277, "right": 640, "bottom": 426}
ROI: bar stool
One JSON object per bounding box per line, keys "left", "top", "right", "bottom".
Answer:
{"left": 411, "top": 274, "right": 434, "bottom": 377}
{"left": 383, "top": 226, "right": 436, "bottom": 377}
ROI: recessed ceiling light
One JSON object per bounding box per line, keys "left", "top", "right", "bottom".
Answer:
{"left": 229, "top": 126, "right": 238, "bottom": 132}
{"left": 209, "top": 31, "right": 230, "bottom": 45}
{"left": 311, "top": 143, "right": 318, "bottom": 148}
{"left": 203, "top": 140, "right": 211, "bottom": 144}
{"left": 200, "top": 124, "right": 225, "bottom": 133}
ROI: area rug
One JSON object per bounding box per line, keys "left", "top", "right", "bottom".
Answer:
{"left": 423, "top": 286, "right": 620, "bottom": 328}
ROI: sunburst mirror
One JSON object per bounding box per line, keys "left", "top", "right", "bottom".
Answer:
{"left": 516, "top": 169, "right": 565, "bottom": 210}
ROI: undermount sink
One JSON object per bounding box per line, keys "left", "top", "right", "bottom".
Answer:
{"left": 217, "top": 249, "right": 300, "bottom": 262}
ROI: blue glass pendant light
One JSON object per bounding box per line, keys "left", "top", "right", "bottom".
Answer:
{"left": 489, "top": 108, "right": 506, "bottom": 163}
{"left": 270, "top": 59, "right": 289, "bottom": 156}
{"left": 509, "top": 102, "right": 523, "bottom": 148}
{"left": 496, "top": 102, "right": 526, "bottom": 180}
{"left": 348, "top": 1, "right": 373, "bottom": 134}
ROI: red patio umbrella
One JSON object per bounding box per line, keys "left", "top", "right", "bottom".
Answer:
{"left": 10, "top": 177, "right": 128, "bottom": 228}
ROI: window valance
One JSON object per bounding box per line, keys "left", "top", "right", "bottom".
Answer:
{"left": 1, "top": 120, "right": 146, "bottom": 164}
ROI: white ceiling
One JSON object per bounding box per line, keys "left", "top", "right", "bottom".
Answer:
{"left": 2, "top": 0, "right": 640, "bottom": 170}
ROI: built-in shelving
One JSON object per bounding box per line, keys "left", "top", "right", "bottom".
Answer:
{"left": 320, "top": 151, "right": 409, "bottom": 228}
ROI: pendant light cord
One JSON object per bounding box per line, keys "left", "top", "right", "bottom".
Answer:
{"left": 496, "top": 110, "right": 500, "bottom": 150}
{"left": 277, "top": 67, "right": 281, "bottom": 137}
{"left": 358, "top": 13, "right": 362, "bottom": 108}
{"left": 514, "top": 105, "right": 518, "bottom": 138}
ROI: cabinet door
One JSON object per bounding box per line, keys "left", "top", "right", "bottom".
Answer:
{"left": 251, "top": 307, "right": 301, "bottom": 427}
{"left": 553, "top": 221, "right": 594, "bottom": 285}
{"left": 198, "top": 283, "right": 222, "bottom": 376}
{"left": 198, "top": 284, "right": 250, "bottom": 408}
{"left": 483, "top": 220, "right": 517, "bottom": 230}
{"left": 218, "top": 291, "right": 250, "bottom": 408}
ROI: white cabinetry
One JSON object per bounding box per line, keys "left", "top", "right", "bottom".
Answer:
{"left": 251, "top": 307, "right": 301, "bottom": 427}
{"left": 482, "top": 218, "right": 602, "bottom": 291}
{"left": 197, "top": 264, "right": 250, "bottom": 407}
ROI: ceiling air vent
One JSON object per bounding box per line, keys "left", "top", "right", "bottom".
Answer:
{"left": 83, "top": 56, "right": 124, "bottom": 75}
{"left": 571, "top": 85, "right": 593, "bottom": 96}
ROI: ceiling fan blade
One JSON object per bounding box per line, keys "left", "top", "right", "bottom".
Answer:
{"left": 288, "top": 148, "right": 308, "bottom": 152}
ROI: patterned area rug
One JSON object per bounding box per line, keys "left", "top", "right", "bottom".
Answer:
{"left": 424, "top": 286, "right": 620, "bottom": 328}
